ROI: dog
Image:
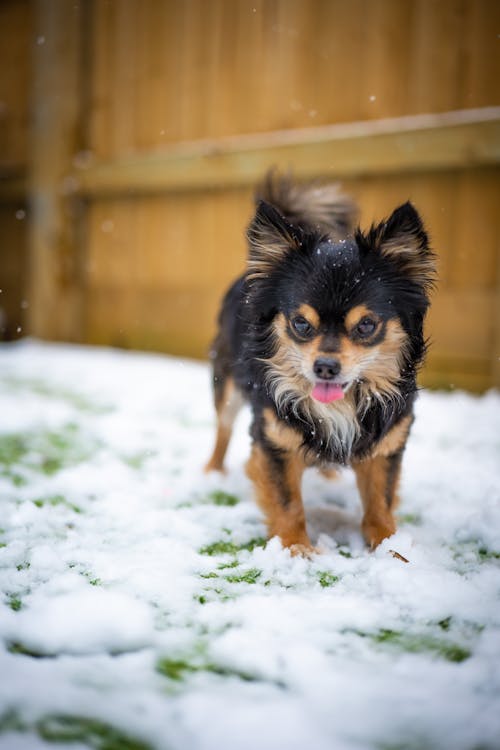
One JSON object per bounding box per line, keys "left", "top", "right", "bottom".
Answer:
{"left": 205, "top": 171, "right": 436, "bottom": 554}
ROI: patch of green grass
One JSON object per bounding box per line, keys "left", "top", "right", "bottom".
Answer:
{"left": 478, "top": 547, "right": 500, "bottom": 561}
{"left": 33, "top": 494, "right": 82, "bottom": 513}
{"left": 317, "top": 571, "right": 339, "bottom": 588}
{"left": 7, "top": 595, "right": 22, "bottom": 611}
{"left": 0, "top": 376, "right": 112, "bottom": 415}
{"left": 338, "top": 548, "right": 352, "bottom": 558}
{"left": 0, "top": 710, "right": 25, "bottom": 733}
{"left": 197, "top": 585, "right": 235, "bottom": 604}
{"left": 199, "top": 537, "right": 266, "bottom": 556}
{"left": 156, "top": 657, "right": 194, "bottom": 680}
{"left": 378, "top": 740, "right": 434, "bottom": 750}
{"left": 199, "top": 540, "right": 240, "bottom": 556}
{"left": 398, "top": 512, "right": 422, "bottom": 525}
{"left": 180, "top": 490, "right": 241, "bottom": 510}
{"left": 156, "top": 657, "right": 256, "bottom": 684}
{"left": 437, "top": 616, "right": 451, "bottom": 631}
{"left": 7, "top": 642, "right": 49, "bottom": 658}
{"left": 0, "top": 435, "right": 28, "bottom": 485}
{"left": 0, "top": 434, "right": 25, "bottom": 465}
{"left": 217, "top": 559, "right": 239, "bottom": 570}
{"left": 207, "top": 490, "right": 240, "bottom": 507}
{"left": 366, "top": 629, "right": 471, "bottom": 663}
{"left": 37, "top": 715, "right": 152, "bottom": 750}
{"left": 225, "top": 568, "right": 262, "bottom": 584}
{"left": 0, "top": 423, "right": 100, "bottom": 483}
{"left": 121, "top": 450, "right": 156, "bottom": 470}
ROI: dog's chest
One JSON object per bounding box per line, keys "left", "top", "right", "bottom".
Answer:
{"left": 294, "top": 398, "right": 361, "bottom": 465}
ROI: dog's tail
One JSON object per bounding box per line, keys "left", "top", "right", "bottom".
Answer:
{"left": 255, "top": 168, "right": 358, "bottom": 239}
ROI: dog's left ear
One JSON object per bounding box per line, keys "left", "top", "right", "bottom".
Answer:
{"left": 360, "top": 202, "right": 436, "bottom": 291}
{"left": 246, "top": 200, "right": 303, "bottom": 279}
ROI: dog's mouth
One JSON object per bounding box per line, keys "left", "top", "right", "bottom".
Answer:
{"left": 311, "top": 381, "right": 349, "bottom": 404}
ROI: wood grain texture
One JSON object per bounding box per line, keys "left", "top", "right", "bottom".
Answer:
{"left": 0, "top": 0, "right": 498, "bottom": 389}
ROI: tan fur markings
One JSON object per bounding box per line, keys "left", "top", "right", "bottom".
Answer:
{"left": 247, "top": 225, "right": 299, "bottom": 280}
{"left": 204, "top": 378, "right": 244, "bottom": 473}
{"left": 373, "top": 414, "right": 412, "bottom": 458}
{"left": 355, "top": 319, "right": 410, "bottom": 410}
{"left": 271, "top": 308, "right": 408, "bottom": 406}
{"left": 352, "top": 455, "right": 398, "bottom": 549}
{"left": 295, "top": 303, "right": 320, "bottom": 330}
{"left": 378, "top": 235, "right": 436, "bottom": 291}
{"left": 352, "top": 413, "right": 412, "bottom": 546}
{"left": 264, "top": 313, "right": 314, "bottom": 409}
{"left": 257, "top": 170, "right": 358, "bottom": 239}
{"left": 245, "top": 443, "right": 312, "bottom": 552}
{"left": 344, "top": 305, "right": 378, "bottom": 332}
{"left": 263, "top": 408, "right": 303, "bottom": 453}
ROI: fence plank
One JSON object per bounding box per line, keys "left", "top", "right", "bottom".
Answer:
{"left": 26, "top": 0, "right": 85, "bottom": 341}
{"left": 75, "top": 108, "right": 500, "bottom": 197}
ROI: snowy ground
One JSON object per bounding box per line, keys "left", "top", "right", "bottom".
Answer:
{"left": 0, "top": 340, "right": 499, "bottom": 750}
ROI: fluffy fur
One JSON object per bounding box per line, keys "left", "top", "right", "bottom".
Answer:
{"left": 205, "top": 171, "right": 436, "bottom": 553}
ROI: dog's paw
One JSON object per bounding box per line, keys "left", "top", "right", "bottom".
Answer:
{"left": 288, "top": 543, "right": 320, "bottom": 558}
{"left": 203, "top": 459, "right": 227, "bottom": 474}
{"left": 362, "top": 517, "right": 396, "bottom": 550}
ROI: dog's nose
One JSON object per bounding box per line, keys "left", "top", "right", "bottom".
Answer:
{"left": 313, "top": 357, "right": 341, "bottom": 380}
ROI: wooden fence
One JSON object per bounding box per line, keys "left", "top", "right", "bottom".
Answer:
{"left": 1, "top": 0, "right": 499, "bottom": 391}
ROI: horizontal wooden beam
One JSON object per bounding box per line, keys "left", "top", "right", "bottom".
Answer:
{"left": 1, "top": 108, "right": 499, "bottom": 201}
{"left": 75, "top": 107, "right": 500, "bottom": 197}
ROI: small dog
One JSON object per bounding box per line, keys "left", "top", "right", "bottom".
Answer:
{"left": 206, "top": 171, "right": 436, "bottom": 554}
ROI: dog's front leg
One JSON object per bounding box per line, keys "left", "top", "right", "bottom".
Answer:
{"left": 246, "top": 442, "right": 313, "bottom": 554}
{"left": 352, "top": 451, "right": 402, "bottom": 549}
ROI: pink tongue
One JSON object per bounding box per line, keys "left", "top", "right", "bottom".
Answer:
{"left": 311, "top": 382, "right": 344, "bottom": 403}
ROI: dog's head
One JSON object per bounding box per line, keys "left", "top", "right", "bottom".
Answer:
{"left": 246, "top": 199, "right": 436, "bottom": 411}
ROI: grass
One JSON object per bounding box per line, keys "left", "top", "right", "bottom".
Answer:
{"left": 156, "top": 656, "right": 256, "bottom": 684}
{"left": 0, "top": 375, "right": 112, "bottom": 415}
{"left": 33, "top": 494, "right": 82, "bottom": 514}
{"left": 121, "top": 450, "right": 156, "bottom": 470}
{"left": 0, "top": 423, "right": 100, "bottom": 484}
{"left": 199, "top": 537, "right": 266, "bottom": 556}
{"left": 317, "top": 571, "right": 340, "bottom": 588}
{"left": 225, "top": 567, "right": 262, "bottom": 584}
{"left": 178, "top": 489, "right": 241, "bottom": 509}
{"left": 38, "top": 715, "right": 152, "bottom": 750}
{"left": 207, "top": 490, "right": 240, "bottom": 506}
{"left": 362, "top": 628, "right": 471, "bottom": 663}
{"left": 7, "top": 642, "right": 51, "bottom": 658}
{"left": 478, "top": 547, "right": 500, "bottom": 561}
{"left": 7, "top": 595, "right": 22, "bottom": 611}
{"left": 398, "top": 512, "right": 422, "bottom": 525}
{"left": 0, "top": 364, "right": 490, "bottom": 748}
{"left": 196, "top": 565, "right": 264, "bottom": 603}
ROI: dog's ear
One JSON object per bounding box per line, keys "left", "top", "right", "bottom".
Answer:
{"left": 359, "top": 202, "right": 436, "bottom": 291}
{"left": 246, "top": 200, "right": 302, "bottom": 278}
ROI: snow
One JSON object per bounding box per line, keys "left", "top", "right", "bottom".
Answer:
{"left": 0, "top": 339, "right": 499, "bottom": 750}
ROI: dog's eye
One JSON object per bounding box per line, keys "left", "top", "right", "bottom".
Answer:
{"left": 356, "top": 317, "right": 377, "bottom": 336}
{"left": 291, "top": 316, "right": 314, "bottom": 338}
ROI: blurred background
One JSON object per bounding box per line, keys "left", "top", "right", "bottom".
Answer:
{"left": 0, "top": 0, "right": 499, "bottom": 391}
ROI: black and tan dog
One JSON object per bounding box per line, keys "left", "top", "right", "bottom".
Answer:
{"left": 206, "top": 172, "right": 436, "bottom": 554}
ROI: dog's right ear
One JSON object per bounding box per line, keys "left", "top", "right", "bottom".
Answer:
{"left": 246, "top": 200, "right": 302, "bottom": 278}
